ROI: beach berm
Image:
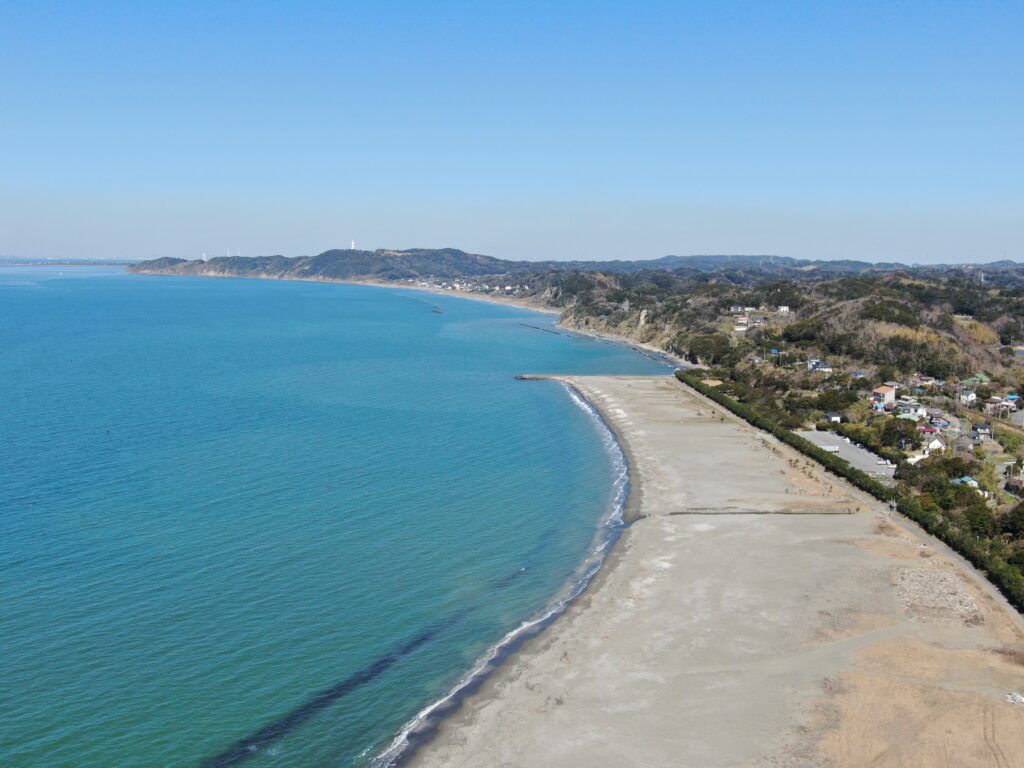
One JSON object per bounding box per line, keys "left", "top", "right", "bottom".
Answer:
{"left": 411, "top": 375, "right": 1024, "bottom": 767}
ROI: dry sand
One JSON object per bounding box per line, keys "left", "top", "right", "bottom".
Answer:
{"left": 410, "top": 375, "right": 1024, "bottom": 768}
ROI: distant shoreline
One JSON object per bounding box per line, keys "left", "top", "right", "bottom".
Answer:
{"left": 373, "top": 281, "right": 686, "bottom": 369}
{"left": 0, "top": 260, "right": 136, "bottom": 267}
{"left": 127, "top": 266, "right": 687, "bottom": 369}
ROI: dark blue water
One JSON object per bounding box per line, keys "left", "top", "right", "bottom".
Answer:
{"left": 0, "top": 266, "right": 668, "bottom": 767}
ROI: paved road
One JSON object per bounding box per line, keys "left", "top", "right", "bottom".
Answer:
{"left": 796, "top": 430, "right": 896, "bottom": 481}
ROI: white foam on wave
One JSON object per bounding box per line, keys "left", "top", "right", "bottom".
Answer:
{"left": 368, "top": 382, "right": 629, "bottom": 767}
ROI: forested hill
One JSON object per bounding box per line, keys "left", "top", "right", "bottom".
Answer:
{"left": 129, "top": 248, "right": 526, "bottom": 280}
{"left": 129, "top": 248, "right": 916, "bottom": 281}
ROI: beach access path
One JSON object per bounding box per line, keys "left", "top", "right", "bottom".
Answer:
{"left": 411, "top": 375, "right": 1024, "bottom": 767}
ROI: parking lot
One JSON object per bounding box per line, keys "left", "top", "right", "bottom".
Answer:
{"left": 795, "top": 430, "right": 896, "bottom": 481}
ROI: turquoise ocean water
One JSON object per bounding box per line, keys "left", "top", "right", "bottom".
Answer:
{"left": 0, "top": 266, "right": 668, "bottom": 767}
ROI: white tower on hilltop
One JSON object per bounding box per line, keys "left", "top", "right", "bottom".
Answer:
{"left": 351, "top": 240, "right": 356, "bottom": 250}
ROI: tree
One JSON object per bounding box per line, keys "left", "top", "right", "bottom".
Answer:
{"left": 996, "top": 428, "right": 1024, "bottom": 457}
{"left": 978, "top": 462, "right": 1001, "bottom": 494}
{"left": 1003, "top": 503, "right": 1024, "bottom": 540}
{"left": 963, "top": 502, "right": 998, "bottom": 537}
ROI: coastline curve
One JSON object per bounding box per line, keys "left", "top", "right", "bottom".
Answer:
{"left": 369, "top": 378, "right": 635, "bottom": 767}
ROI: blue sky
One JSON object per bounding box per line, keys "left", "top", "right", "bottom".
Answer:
{"left": 1, "top": 1, "right": 1021, "bottom": 262}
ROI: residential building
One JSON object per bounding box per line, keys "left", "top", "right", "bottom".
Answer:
{"left": 896, "top": 399, "right": 928, "bottom": 418}
{"left": 872, "top": 385, "right": 897, "bottom": 407}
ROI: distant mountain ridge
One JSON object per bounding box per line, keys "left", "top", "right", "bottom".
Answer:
{"left": 130, "top": 248, "right": 517, "bottom": 281}
{"left": 129, "top": 247, "right": 1024, "bottom": 282}
{"left": 129, "top": 248, "right": 911, "bottom": 280}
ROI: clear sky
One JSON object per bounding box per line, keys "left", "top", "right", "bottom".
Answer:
{"left": 1, "top": 1, "right": 1021, "bottom": 263}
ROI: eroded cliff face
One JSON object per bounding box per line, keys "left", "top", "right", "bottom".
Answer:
{"left": 558, "top": 306, "right": 678, "bottom": 353}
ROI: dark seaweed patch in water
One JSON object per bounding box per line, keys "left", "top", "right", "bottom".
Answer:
{"left": 378, "top": 382, "right": 633, "bottom": 767}
{"left": 203, "top": 384, "right": 628, "bottom": 768}
{"left": 200, "top": 567, "right": 533, "bottom": 767}
{"left": 200, "top": 610, "right": 470, "bottom": 767}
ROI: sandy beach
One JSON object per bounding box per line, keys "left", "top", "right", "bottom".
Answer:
{"left": 357, "top": 279, "right": 560, "bottom": 315}
{"left": 410, "top": 375, "right": 1024, "bottom": 767}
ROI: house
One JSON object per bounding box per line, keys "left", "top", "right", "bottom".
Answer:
{"left": 925, "top": 437, "right": 946, "bottom": 455}
{"left": 974, "top": 423, "right": 992, "bottom": 438}
{"left": 777, "top": 305, "right": 790, "bottom": 314}
{"left": 872, "top": 385, "right": 897, "bottom": 407}
{"left": 851, "top": 370, "right": 867, "bottom": 379}
{"left": 807, "top": 358, "right": 834, "bottom": 374}
{"left": 963, "top": 373, "right": 992, "bottom": 388}
{"left": 992, "top": 397, "right": 1019, "bottom": 414}
{"left": 896, "top": 399, "right": 928, "bottom": 418}
{"left": 960, "top": 390, "right": 977, "bottom": 405}
{"left": 917, "top": 425, "right": 939, "bottom": 435}
{"left": 825, "top": 411, "right": 842, "bottom": 424}
{"left": 951, "top": 475, "right": 980, "bottom": 489}
{"left": 984, "top": 396, "right": 1010, "bottom": 416}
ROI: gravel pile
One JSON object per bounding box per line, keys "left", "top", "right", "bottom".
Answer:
{"left": 893, "top": 567, "right": 984, "bottom": 626}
